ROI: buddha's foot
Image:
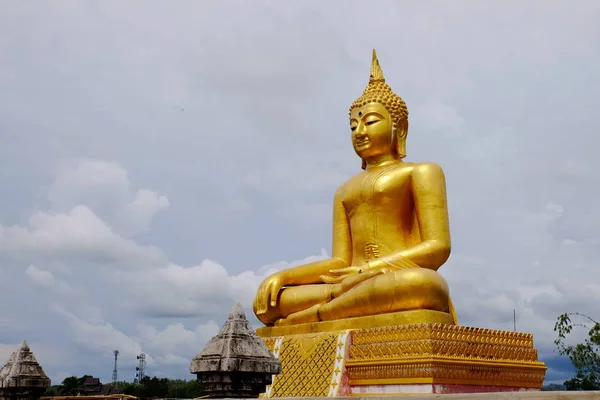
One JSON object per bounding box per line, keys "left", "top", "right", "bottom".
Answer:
{"left": 274, "top": 304, "right": 321, "bottom": 326}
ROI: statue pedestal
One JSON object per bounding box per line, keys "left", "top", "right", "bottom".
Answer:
{"left": 257, "top": 313, "right": 546, "bottom": 397}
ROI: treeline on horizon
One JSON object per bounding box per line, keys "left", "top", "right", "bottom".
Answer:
{"left": 45, "top": 375, "right": 204, "bottom": 399}
{"left": 45, "top": 374, "right": 566, "bottom": 396}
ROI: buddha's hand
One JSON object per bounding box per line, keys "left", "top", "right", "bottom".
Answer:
{"left": 321, "top": 265, "right": 391, "bottom": 284}
{"left": 320, "top": 266, "right": 362, "bottom": 284}
{"left": 340, "top": 268, "right": 390, "bottom": 292}
{"left": 253, "top": 272, "right": 287, "bottom": 315}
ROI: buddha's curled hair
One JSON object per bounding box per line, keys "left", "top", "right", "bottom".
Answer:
{"left": 349, "top": 50, "right": 409, "bottom": 126}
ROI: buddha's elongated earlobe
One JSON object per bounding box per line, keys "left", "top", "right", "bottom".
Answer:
{"left": 396, "top": 119, "right": 408, "bottom": 159}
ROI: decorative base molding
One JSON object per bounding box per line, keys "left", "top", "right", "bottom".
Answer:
{"left": 258, "top": 323, "right": 547, "bottom": 397}
{"left": 350, "top": 384, "right": 540, "bottom": 396}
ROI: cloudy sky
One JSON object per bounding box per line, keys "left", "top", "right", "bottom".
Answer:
{"left": 1, "top": 0, "right": 599, "bottom": 387}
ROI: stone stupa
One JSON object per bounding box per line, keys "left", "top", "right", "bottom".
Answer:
{"left": 0, "top": 341, "right": 50, "bottom": 400}
{"left": 190, "top": 303, "right": 281, "bottom": 398}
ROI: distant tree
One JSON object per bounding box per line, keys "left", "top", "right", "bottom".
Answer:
{"left": 79, "top": 375, "right": 93, "bottom": 385}
{"left": 184, "top": 379, "right": 204, "bottom": 398}
{"left": 52, "top": 375, "right": 202, "bottom": 398}
{"left": 542, "top": 383, "right": 566, "bottom": 391}
{"left": 60, "top": 376, "right": 85, "bottom": 395}
{"left": 167, "top": 378, "right": 204, "bottom": 398}
{"left": 554, "top": 312, "right": 600, "bottom": 390}
{"left": 44, "top": 385, "right": 61, "bottom": 396}
{"left": 134, "top": 376, "right": 169, "bottom": 398}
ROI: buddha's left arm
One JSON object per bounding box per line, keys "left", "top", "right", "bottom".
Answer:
{"left": 370, "top": 162, "right": 451, "bottom": 271}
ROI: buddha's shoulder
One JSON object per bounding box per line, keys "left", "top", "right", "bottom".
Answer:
{"left": 374, "top": 161, "right": 446, "bottom": 176}
{"left": 335, "top": 173, "right": 361, "bottom": 197}
{"left": 381, "top": 161, "right": 447, "bottom": 182}
{"left": 406, "top": 161, "right": 446, "bottom": 176}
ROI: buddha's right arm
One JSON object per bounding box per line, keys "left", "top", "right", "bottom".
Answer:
{"left": 284, "top": 187, "right": 351, "bottom": 285}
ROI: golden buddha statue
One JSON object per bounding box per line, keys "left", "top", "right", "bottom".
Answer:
{"left": 253, "top": 50, "right": 457, "bottom": 328}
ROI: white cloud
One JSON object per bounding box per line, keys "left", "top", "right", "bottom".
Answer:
{"left": 136, "top": 322, "right": 220, "bottom": 359}
{"left": 0, "top": 205, "right": 165, "bottom": 266}
{"left": 47, "top": 159, "right": 169, "bottom": 237}
{"left": 52, "top": 304, "right": 147, "bottom": 364}
{"left": 0, "top": 159, "right": 169, "bottom": 268}
{"left": 25, "top": 265, "right": 55, "bottom": 287}
{"left": 25, "top": 265, "right": 78, "bottom": 296}
{"left": 50, "top": 303, "right": 222, "bottom": 371}
{"left": 112, "top": 251, "right": 329, "bottom": 319}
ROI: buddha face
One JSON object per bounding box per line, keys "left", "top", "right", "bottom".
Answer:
{"left": 350, "top": 102, "right": 394, "bottom": 160}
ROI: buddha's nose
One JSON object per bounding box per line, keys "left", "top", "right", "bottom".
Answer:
{"left": 355, "top": 124, "right": 367, "bottom": 136}
{"left": 355, "top": 129, "right": 367, "bottom": 139}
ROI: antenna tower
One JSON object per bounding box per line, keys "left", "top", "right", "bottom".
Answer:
{"left": 135, "top": 353, "right": 146, "bottom": 383}
{"left": 112, "top": 350, "right": 119, "bottom": 384}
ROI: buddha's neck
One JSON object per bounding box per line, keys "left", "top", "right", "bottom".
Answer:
{"left": 364, "top": 153, "right": 399, "bottom": 170}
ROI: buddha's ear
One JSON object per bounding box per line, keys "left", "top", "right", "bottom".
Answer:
{"left": 361, "top": 159, "right": 367, "bottom": 170}
{"left": 396, "top": 118, "right": 408, "bottom": 138}
{"left": 395, "top": 118, "right": 409, "bottom": 159}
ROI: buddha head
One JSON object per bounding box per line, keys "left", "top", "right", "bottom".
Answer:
{"left": 349, "top": 50, "right": 409, "bottom": 169}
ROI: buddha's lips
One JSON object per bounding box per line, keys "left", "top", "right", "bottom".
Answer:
{"left": 356, "top": 139, "right": 370, "bottom": 146}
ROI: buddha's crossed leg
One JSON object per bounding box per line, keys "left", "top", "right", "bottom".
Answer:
{"left": 256, "top": 270, "right": 384, "bottom": 326}
{"left": 275, "top": 268, "right": 450, "bottom": 326}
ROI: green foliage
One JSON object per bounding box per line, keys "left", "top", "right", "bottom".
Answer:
{"left": 44, "top": 386, "right": 61, "bottom": 396}
{"left": 57, "top": 375, "right": 94, "bottom": 395}
{"left": 541, "top": 383, "right": 566, "bottom": 391}
{"left": 166, "top": 379, "right": 204, "bottom": 399}
{"left": 554, "top": 312, "right": 600, "bottom": 390}
{"left": 52, "top": 375, "right": 204, "bottom": 399}
{"left": 116, "top": 377, "right": 204, "bottom": 398}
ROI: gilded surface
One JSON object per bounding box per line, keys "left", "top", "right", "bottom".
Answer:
{"left": 350, "top": 340, "right": 539, "bottom": 363}
{"left": 260, "top": 324, "right": 547, "bottom": 397}
{"left": 347, "top": 363, "right": 545, "bottom": 387}
{"left": 262, "top": 337, "right": 278, "bottom": 353}
{"left": 253, "top": 50, "right": 457, "bottom": 332}
{"left": 346, "top": 324, "right": 546, "bottom": 388}
{"left": 351, "top": 324, "right": 534, "bottom": 347}
{"left": 267, "top": 332, "right": 340, "bottom": 398}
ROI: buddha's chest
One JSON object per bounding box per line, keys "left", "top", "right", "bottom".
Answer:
{"left": 341, "top": 166, "right": 412, "bottom": 215}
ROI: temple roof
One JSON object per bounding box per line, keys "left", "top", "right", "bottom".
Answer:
{"left": 190, "top": 303, "right": 281, "bottom": 374}
{"left": 0, "top": 340, "right": 51, "bottom": 389}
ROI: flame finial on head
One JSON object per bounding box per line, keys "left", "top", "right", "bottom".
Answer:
{"left": 369, "top": 49, "right": 385, "bottom": 82}
{"left": 350, "top": 49, "right": 408, "bottom": 126}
